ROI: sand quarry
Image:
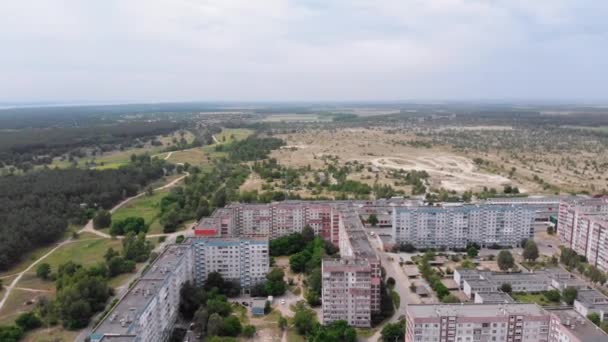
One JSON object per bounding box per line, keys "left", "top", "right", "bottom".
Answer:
{"left": 271, "top": 128, "right": 515, "bottom": 193}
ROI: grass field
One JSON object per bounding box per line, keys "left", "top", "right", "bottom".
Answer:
{"left": 22, "top": 326, "right": 79, "bottom": 342}
{"left": 215, "top": 128, "right": 253, "bottom": 143}
{"left": 49, "top": 130, "right": 193, "bottom": 170}
{"left": 41, "top": 238, "right": 122, "bottom": 270}
{"left": 110, "top": 189, "right": 170, "bottom": 235}
{"left": 0, "top": 288, "right": 43, "bottom": 326}
{"left": 165, "top": 145, "right": 226, "bottom": 169}
{"left": 511, "top": 292, "right": 556, "bottom": 305}
{"left": 0, "top": 244, "right": 58, "bottom": 278}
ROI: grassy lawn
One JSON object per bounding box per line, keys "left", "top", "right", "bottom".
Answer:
{"left": 356, "top": 327, "right": 377, "bottom": 338}
{"left": 511, "top": 292, "right": 556, "bottom": 305}
{"left": 215, "top": 128, "right": 253, "bottom": 143}
{"left": 15, "top": 273, "right": 54, "bottom": 291}
{"left": 232, "top": 303, "right": 250, "bottom": 324}
{"left": 0, "top": 289, "right": 43, "bottom": 326}
{"left": 263, "top": 309, "right": 282, "bottom": 323}
{"left": 111, "top": 189, "right": 170, "bottom": 235}
{"left": 286, "top": 329, "right": 306, "bottom": 342}
{"left": 22, "top": 326, "right": 79, "bottom": 342}
{"left": 42, "top": 238, "right": 122, "bottom": 270}
{"left": 391, "top": 290, "right": 401, "bottom": 309}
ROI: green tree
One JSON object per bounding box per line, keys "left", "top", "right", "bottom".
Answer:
{"left": 588, "top": 312, "right": 601, "bottom": 326}
{"left": 194, "top": 307, "right": 209, "bottom": 335}
{"left": 311, "top": 320, "right": 356, "bottom": 342}
{"left": 523, "top": 240, "right": 539, "bottom": 262}
{"left": 497, "top": 250, "right": 515, "bottom": 271}
{"left": 110, "top": 216, "right": 148, "bottom": 235}
{"left": 0, "top": 326, "right": 23, "bottom": 342}
{"left": 15, "top": 312, "right": 42, "bottom": 331}
{"left": 367, "top": 214, "right": 379, "bottom": 227}
{"left": 243, "top": 324, "right": 256, "bottom": 338}
{"left": 501, "top": 283, "right": 512, "bottom": 294}
{"left": 563, "top": 287, "right": 578, "bottom": 305}
{"left": 302, "top": 225, "right": 315, "bottom": 243}
{"left": 207, "top": 313, "right": 224, "bottom": 337}
{"left": 381, "top": 321, "right": 406, "bottom": 342}
{"left": 467, "top": 246, "right": 478, "bottom": 258}
{"left": 278, "top": 315, "right": 288, "bottom": 331}
{"left": 441, "top": 294, "right": 460, "bottom": 303}
{"left": 544, "top": 290, "right": 561, "bottom": 302}
{"left": 293, "top": 302, "right": 317, "bottom": 335}
{"left": 93, "top": 210, "right": 112, "bottom": 229}
{"left": 221, "top": 315, "right": 242, "bottom": 336}
{"left": 36, "top": 263, "right": 51, "bottom": 280}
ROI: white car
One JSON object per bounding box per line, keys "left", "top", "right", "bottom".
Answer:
{"left": 281, "top": 299, "right": 286, "bottom": 305}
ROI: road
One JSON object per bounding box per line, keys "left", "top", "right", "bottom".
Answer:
{"left": 0, "top": 171, "right": 190, "bottom": 312}
{"left": 365, "top": 233, "right": 421, "bottom": 342}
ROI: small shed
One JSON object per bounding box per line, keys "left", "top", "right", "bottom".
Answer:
{"left": 415, "top": 286, "right": 430, "bottom": 297}
{"left": 252, "top": 299, "right": 266, "bottom": 316}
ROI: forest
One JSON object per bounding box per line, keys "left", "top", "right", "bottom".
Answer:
{"left": 0, "top": 155, "right": 168, "bottom": 270}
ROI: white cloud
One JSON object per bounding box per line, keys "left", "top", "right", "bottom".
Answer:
{"left": 0, "top": 0, "right": 606, "bottom": 101}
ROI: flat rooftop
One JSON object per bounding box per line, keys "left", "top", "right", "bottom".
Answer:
{"left": 548, "top": 308, "right": 608, "bottom": 342}
{"left": 338, "top": 207, "right": 377, "bottom": 260}
{"left": 576, "top": 289, "right": 608, "bottom": 305}
{"left": 476, "top": 292, "right": 514, "bottom": 303}
{"left": 92, "top": 244, "right": 190, "bottom": 338}
{"left": 407, "top": 303, "right": 546, "bottom": 318}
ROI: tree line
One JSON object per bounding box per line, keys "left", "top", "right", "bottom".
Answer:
{"left": 0, "top": 155, "right": 167, "bottom": 270}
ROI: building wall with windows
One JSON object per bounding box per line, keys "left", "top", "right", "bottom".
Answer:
{"left": 191, "top": 237, "right": 269, "bottom": 289}
{"left": 392, "top": 204, "right": 535, "bottom": 249}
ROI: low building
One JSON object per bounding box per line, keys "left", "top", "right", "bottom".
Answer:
{"left": 251, "top": 299, "right": 266, "bottom": 316}
{"left": 453, "top": 268, "right": 484, "bottom": 289}
{"left": 474, "top": 291, "right": 515, "bottom": 304}
{"left": 573, "top": 289, "right": 608, "bottom": 322}
{"left": 405, "top": 304, "right": 550, "bottom": 342}
{"left": 463, "top": 279, "right": 497, "bottom": 299}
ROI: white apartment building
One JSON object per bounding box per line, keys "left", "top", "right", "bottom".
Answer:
{"left": 557, "top": 198, "right": 608, "bottom": 272}
{"left": 192, "top": 237, "right": 269, "bottom": 289}
{"left": 392, "top": 204, "right": 535, "bottom": 248}
{"left": 90, "top": 245, "right": 193, "bottom": 342}
{"left": 322, "top": 259, "right": 374, "bottom": 327}
{"left": 405, "top": 304, "right": 551, "bottom": 342}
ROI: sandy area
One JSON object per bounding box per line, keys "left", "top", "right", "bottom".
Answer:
{"left": 271, "top": 128, "right": 518, "bottom": 193}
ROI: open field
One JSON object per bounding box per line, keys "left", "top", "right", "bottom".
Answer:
{"left": 111, "top": 189, "right": 170, "bottom": 234}
{"left": 49, "top": 129, "right": 194, "bottom": 170}
{"left": 22, "top": 326, "right": 79, "bottom": 342}
{"left": 271, "top": 128, "right": 522, "bottom": 194}
{"left": 214, "top": 128, "right": 254, "bottom": 143}
{"left": 0, "top": 288, "right": 44, "bottom": 326}
{"left": 39, "top": 238, "right": 122, "bottom": 270}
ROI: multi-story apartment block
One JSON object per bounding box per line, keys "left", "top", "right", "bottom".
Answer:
{"left": 573, "top": 289, "right": 608, "bottom": 323}
{"left": 321, "top": 207, "right": 382, "bottom": 327}
{"left": 547, "top": 308, "right": 608, "bottom": 342}
{"left": 392, "top": 204, "right": 535, "bottom": 249}
{"left": 192, "top": 237, "right": 269, "bottom": 289}
{"left": 322, "top": 259, "right": 374, "bottom": 327}
{"left": 405, "top": 304, "right": 551, "bottom": 342}
{"left": 556, "top": 197, "right": 608, "bottom": 272}
{"left": 405, "top": 304, "right": 607, "bottom": 342}
{"left": 90, "top": 245, "right": 193, "bottom": 342}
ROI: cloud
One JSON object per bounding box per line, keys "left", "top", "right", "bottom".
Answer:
{"left": 0, "top": 0, "right": 606, "bottom": 102}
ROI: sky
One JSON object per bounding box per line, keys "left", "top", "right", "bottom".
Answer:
{"left": 0, "top": 0, "right": 607, "bottom": 103}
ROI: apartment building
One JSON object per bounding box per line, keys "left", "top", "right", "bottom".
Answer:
{"left": 556, "top": 197, "right": 608, "bottom": 272}
{"left": 90, "top": 245, "right": 193, "bottom": 342}
{"left": 321, "top": 207, "right": 382, "bottom": 327}
{"left": 392, "top": 204, "right": 535, "bottom": 249}
{"left": 557, "top": 197, "right": 608, "bottom": 249}
{"left": 404, "top": 304, "right": 607, "bottom": 342}
{"left": 191, "top": 236, "right": 269, "bottom": 289}
{"left": 405, "top": 304, "right": 551, "bottom": 342}
{"left": 547, "top": 308, "right": 608, "bottom": 342}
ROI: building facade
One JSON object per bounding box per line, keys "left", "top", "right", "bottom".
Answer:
{"left": 393, "top": 204, "right": 535, "bottom": 249}
{"left": 192, "top": 237, "right": 269, "bottom": 289}
{"left": 556, "top": 198, "right": 608, "bottom": 272}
